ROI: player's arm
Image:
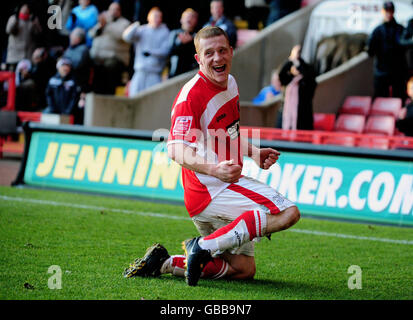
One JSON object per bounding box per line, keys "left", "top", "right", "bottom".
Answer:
{"left": 167, "top": 142, "right": 242, "bottom": 183}
{"left": 241, "top": 136, "right": 280, "bottom": 170}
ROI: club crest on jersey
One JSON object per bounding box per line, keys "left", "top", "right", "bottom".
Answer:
{"left": 173, "top": 116, "right": 193, "bottom": 136}
{"left": 226, "top": 120, "right": 240, "bottom": 140}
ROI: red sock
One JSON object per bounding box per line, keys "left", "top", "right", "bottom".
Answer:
{"left": 201, "top": 258, "right": 229, "bottom": 279}
{"left": 199, "top": 210, "right": 267, "bottom": 255}
{"left": 161, "top": 255, "right": 186, "bottom": 276}
{"left": 171, "top": 255, "right": 186, "bottom": 268}
{"left": 162, "top": 255, "right": 228, "bottom": 279}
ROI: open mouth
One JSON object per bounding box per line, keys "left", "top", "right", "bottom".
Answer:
{"left": 213, "top": 65, "right": 226, "bottom": 73}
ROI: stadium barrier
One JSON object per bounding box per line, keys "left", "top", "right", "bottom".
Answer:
{"left": 241, "top": 126, "right": 413, "bottom": 150}
{"left": 83, "top": 50, "right": 373, "bottom": 131}
{"left": 13, "top": 122, "right": 413, "bottom": 227}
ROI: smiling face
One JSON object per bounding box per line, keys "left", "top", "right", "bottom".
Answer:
{"left": 195, "top": 34, "right": 233, "bottom": 88}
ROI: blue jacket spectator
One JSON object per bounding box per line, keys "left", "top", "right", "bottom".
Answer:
{"left": 44, "top": 58, "right": 81, "bottom": 116}
{"left": 203, "top": 0, "right": 237, "bottom": 48}
{"left": 253, "top": 70, "right": 281, "bottom": 104}
{"left": 65, "top": 0, "right": 98, "bottom": 47}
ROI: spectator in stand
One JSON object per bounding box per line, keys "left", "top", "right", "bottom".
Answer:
{"left": 396, "top": 76, "right": 413, "bottom": 137}
{"left": 66, "top": 0, "right": 99, "bottom": 48}
{"left": 252, "top": 69, "right": 281, "bottom": 104}
{"left": 265, "top": 0, "right": 301, "bottom": 26}
{"left": 168, "top": 8, "right": 199, "bottom": 78}
{"left": 279, "top": 44, "right": 317, "bottom": 130}
{"left": 14, "top": 59, "right": 36, "bottom": 110}
{"left": 89, "top": 2, "right": 131, "bottom": 94}
{"left": 122, "top": 7, "right": 170, "bottom": 96}
{"left": 44, "top": 58, "right": 82, "bottom": 123}
{"left": 203, "top": 0, "right": 237, "bottom": 48}
{"left": 244, "top": 0, "right": 269, "bottom": 30}
{"left": 367, "top": 1, "right": 407, "bottom": 101}
{"left": 30, "top": 47, "right": 57, "bottom": 109}
{"left": 5, "top": 3, "right": 42, "bottom": 71}
{"left": 63, "top": 27, "right": 92, "bottom": 93}
{"left": 400, "top": 17, "right": 413, "bottom": 78}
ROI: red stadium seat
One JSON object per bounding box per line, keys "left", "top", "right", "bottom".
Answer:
{"left": 313, "top": 113, "right": 335, "bottom": 131}
{"left": 339, "top": 96, "right": 371, "bottom": 115}
{"left": 323, "top": 135, "right": 356, "bottom": 147}
{"left": 17, "top": 111, "right": 42, "bottom": 123}
{"left": 357, "top": 136, "right": 389, "bottom": 150}
{"left": 0, "top": 71, "right": 16, "bottom": 111}
{"left": 334, "top": 114, "right": 366, "bottom": 133}
{"left": 370, "top": 97, "right": 402, "bottom": 117}
{"left": 364, "top": 115, "right": 395, "bottom": 136}
{"left": 394, "top": 128, "right": 405, "bottom": 137}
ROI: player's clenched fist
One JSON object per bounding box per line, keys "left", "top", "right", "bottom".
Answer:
{"left": 253, "top": 148, "right": 280, "bottom": 170}
{"left": 212, "top": 159, "right": 242, "bottom": 183}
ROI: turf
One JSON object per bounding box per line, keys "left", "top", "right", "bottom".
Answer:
{"left": 0, "top": 185, "right": 412, "bottom": 300}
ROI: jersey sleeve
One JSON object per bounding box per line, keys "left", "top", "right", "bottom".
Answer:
{"left": 167, "top": 100, "right": 201, "bottom": 147}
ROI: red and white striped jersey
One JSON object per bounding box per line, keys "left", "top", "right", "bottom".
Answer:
{"left": 167, "top": 71, "right": 242, "bottom": 217}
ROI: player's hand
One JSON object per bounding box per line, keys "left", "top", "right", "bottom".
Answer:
{"left": 213, "top": 159, "right": 242, "bottom": 183}
{"left": 254, "top": 148, "right": 280, "bottom": 170}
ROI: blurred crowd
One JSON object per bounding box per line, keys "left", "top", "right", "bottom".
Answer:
{"left": 0, "top": 0, "right": 302, "bottom": 124}
{"left": 251, "top": 1, "right": 413, "bottom": 136}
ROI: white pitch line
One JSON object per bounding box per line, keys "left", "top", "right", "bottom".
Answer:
{"left": 0, "top": 195, "right": 189, "bottom": 221}
{"left": 1, "top": 195, "right": 413, "bottom": 245}
{"left": 289, "top": 229, "right": 413, "bottom": 245}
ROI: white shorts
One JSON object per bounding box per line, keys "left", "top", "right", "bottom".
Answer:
{"left": 192, "top": 176, "right": 296, "bottom": 257}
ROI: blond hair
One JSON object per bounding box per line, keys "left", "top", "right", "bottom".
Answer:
{"left": 194, "top": 26, "right": 230, "bottom": 54}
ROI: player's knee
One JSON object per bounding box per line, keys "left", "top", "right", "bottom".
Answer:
{"left": 281, "top": 206, "right": 300, "bottom": 230}
{"left": 289, "top": 206, "right": 300, "bottom": 225}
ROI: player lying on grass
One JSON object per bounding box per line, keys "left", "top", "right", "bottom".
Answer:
{"left": 124, "top": 26, "right": 300, "bottom": 286}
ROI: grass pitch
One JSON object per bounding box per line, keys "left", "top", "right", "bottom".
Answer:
{"left": 0, "top": 185, "right": 412, "bottom": 300}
